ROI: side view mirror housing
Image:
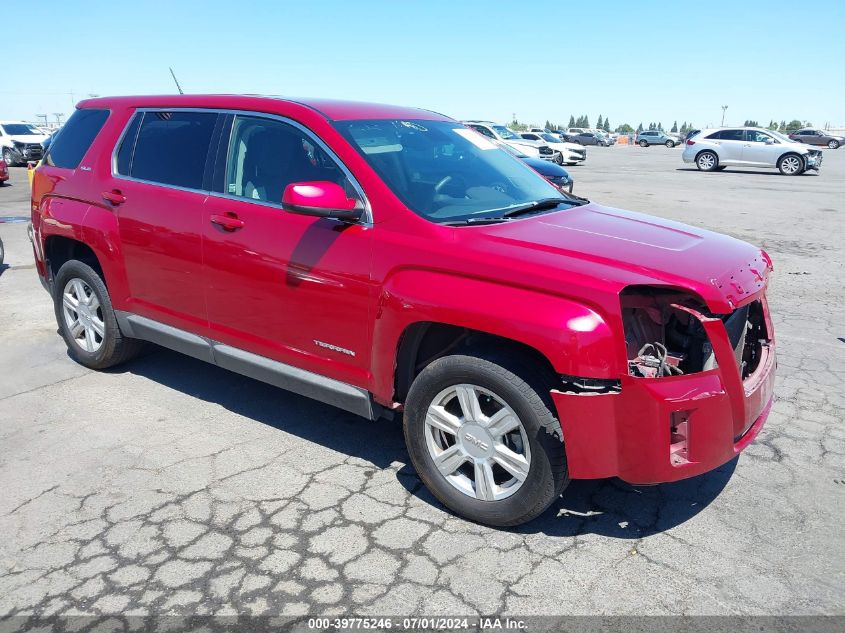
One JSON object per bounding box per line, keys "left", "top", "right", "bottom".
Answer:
{"left": 764, "top": 138, "right": 774, "bottom": 145}
{"left": 282, "top": 181, "right": 364, "bottom": 222}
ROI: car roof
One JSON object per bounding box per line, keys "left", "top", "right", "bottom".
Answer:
{"left": 76, "top": 94, "right": 453, "bottom": 122}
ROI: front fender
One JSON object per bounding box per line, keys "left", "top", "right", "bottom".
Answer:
{"left": 371, "top": 269, "right": 621, "bottom": 403}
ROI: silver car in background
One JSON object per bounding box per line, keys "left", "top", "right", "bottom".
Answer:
{"left": 682, "top": 127, "right": 823, "bottom": 175}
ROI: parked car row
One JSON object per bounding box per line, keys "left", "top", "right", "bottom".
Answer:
{"left": 787, "top": 128, "right": 843, "bottom": 149}
{"left": 463, "top": 121, "right": 588, "bottom": 166}
{"left": 682, "top": 127, "right": 823, "bottom": 175}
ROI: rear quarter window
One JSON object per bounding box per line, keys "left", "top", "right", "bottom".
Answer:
{"left": 44, "top": 108, "right": 110, "bottom": 169}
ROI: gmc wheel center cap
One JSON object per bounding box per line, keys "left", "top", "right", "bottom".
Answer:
{"left": 460, "top": 424, "right": 494, "bottom": 459}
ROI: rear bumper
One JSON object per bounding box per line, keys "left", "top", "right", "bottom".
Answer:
{"left": 552, "top": 299, "right": 776, "bottom": 484}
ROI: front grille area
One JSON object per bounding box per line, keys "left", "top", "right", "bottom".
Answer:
{"left": 538, "top": 146, "right": 553, "bottom": 155}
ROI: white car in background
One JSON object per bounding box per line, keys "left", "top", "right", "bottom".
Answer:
{"left": 519, "top": 132, "right": 587, "bottom": 165}
{"left": 462, "top": 121, "right": 557, "bottom": 161}
{"left": 0, "top": 121, "right": 48, "bottom": 166}
{"left": 682, "top": 127, "right": 823, "bottom": 175}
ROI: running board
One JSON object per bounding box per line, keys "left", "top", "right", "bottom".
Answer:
{"left": 115, "top": 312, "right": 379, "bottom": 420}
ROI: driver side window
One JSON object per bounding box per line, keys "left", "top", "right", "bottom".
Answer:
{"left": 225, "top": 115, "right": 348, "bottom": 204}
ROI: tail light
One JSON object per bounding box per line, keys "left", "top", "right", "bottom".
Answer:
{"left": 686, "top": 140, "right": 695, "bottom": 145}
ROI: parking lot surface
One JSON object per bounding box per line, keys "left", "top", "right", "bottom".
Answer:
{"left": 1, "top": 147, "right": 843, "bottom": 617}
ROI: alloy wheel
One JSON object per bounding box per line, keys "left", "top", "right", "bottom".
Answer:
{"left": 62, "top": 278, "right": 105, "bottom": 352}
{"left": 829, "top": 140, "right": 839, "bottom": 149}
{"left": 781, "top": 156, "right": 802, "bottom": 174}
{"left": 424, "top": 384, "right": 531, "bottom": 501}
{"left": 698, "top": 153, "right": 716, "bottom": 170}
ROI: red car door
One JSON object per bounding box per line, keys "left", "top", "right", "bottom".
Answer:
{"left": 201, "top": 114, "right": 375, "bottom": 388}
{"left": 110, "top": 110, "right": 220, "bottom": 333}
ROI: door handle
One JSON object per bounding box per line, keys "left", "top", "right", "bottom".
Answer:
{"left": 210, "top": 212, "right": 245, "bottom": 231}
{"left": 102, "top": 190, "right": 126, "bottom": 205}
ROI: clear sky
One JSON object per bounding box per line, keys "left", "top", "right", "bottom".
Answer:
{"left": 3, "top": 0, "right": 843, "bottom": 129}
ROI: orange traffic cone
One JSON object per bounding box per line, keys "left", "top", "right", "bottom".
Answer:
{"left": 27, "top": 161, "right": 35, "bottom": 187}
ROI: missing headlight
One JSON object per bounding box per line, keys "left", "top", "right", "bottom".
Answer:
{"left": 621, "top": 287, "right": 714, "bottom": 377}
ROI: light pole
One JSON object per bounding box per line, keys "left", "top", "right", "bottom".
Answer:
{"left": 721, "top": 105, "right": 728, "bottom": 126}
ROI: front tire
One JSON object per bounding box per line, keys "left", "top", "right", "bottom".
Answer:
{"left": 639, "top": 140, "right": 649, "bottom": 147}
{"left": 696, "top": 150, "right": 719, "bottom": 171}
{"left": 404, "top": 350, "right": 568, "bottom": 527}
{"left": 2, "top": 148, "right": 16, "bottom": 167}
{"left": 665, "top": 140, "right": 675, "bottom": 148}
{"left": 777, "top": 153, "right": 804, "bottom": 176}
{"left": 828, "top": 140, "right": 840, "bottom": 149}
{"left": 53, "top": 260, "right": 143, "bottom": 369}
{"left": 554, "top": 153, "right": 563, "bottom": 165}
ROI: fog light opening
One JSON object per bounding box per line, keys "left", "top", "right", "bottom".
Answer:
{"left": 670, "top": 411, "right": 690, "bottom": 466}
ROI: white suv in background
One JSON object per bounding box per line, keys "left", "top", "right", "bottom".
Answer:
{"left": 463, "top": 121, "right": 557, "bottom": 161}
{"left": 682, "top": 127, "right": 823, "bottom": 175}
{"left": 519, "top": 132, "right": 587, "bottom": 165}
{"left": 0, "top": 121, "right": 49, "bottom": 166}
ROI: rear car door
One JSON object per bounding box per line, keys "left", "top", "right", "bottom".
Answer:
{"left": 201, "top": 113, "right": 375, "bottom": 387}
{"left": 110, "top": 109, "right": 221, "bottom": 333}
{"left": 708, "top": 129, "right": 744, "bottom": 163}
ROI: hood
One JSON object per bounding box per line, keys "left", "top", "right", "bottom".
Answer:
{"left": 506, "top": 139, "right": 543, "bottom": 148}
{"left": 467, "top": 203, "right": 770, "bottom": 313}
{"left": 8, "top": 134, "right": 48, "bottom": 143}
{"left": 520, "top": 156, "right": 569, "bottom": 178}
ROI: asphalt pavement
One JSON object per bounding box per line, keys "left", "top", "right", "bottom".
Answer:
{"left": 0, "top": 146, "right": 842, "bottom": 618}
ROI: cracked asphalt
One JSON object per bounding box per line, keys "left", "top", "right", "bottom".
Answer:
{"left": 0, "top": 147, "right": 843, "bottom": 618}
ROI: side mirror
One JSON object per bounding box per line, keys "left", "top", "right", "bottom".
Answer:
{"left": 282, "top": 181, "right": 363, "bottom": 222}
{"left": 764, "top": 138, "right": 774, "bottom": 144}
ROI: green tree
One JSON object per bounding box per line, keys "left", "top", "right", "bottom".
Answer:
{"left": 596, "top": 115, "right": 603, "bottom": 130}
{"left": 617, "top": 123, "right": 634, "bottom": 134}
{"left": 767, "top": 120, "right": 778, "bottom": 130}
{"left": 603, "top": 117, "right": 611, "bottom": 132}
{"left": 637, "top": 122, "right": 643, "bottom": 133}
{"left": 582, "top": 115, "right": 590, "bottom": 129}
{"left": 670, "top": 121, "right": 678, "bottom": 133}
{"left": 743, "top": 120, "right": 759, "bottom": 127}
{"left": 658, "top": 121, "right": 663, "bottom": 131}
{"left": 568, "top": 115, "right": 575, "bottom": 128}
{"left": 779, "top": 120, "right": 787, "bottom": 131}
{"left": 785, "top": 119, "right": 803, "bottom": 132}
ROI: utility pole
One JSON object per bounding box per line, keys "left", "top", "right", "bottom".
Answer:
{"left": 721, "top": 105, "right": 728, "bottom": 126}
{"left": 53, "top": 113, "right": 64, "bottom": 126}
{"left": 36, "top": 114, "right": 48, "bottom": 127}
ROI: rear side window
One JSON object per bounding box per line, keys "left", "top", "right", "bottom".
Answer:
{"left": 125, "top": 111, "right": 218, "bottom": 189}
{"left": 44, "top": 108, "right": 109, "bottom": 169}
{"left": 115, "top": 113, "right": 142, "bottom": 176}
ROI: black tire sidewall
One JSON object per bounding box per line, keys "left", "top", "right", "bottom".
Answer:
{"left": 404, "top": 354, "right": 565, "bottom": 526}
{"left": 53, "top": 260, "right": 122, "bottom": 369}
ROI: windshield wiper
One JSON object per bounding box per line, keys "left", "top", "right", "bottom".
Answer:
{"left": 501, "top": 197, "right": 567, "bottom": 218}
{"left": 440, "top": 217, "right": 515, "bottom": 226}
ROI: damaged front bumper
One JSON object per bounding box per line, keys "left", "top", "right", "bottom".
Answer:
{"left": 552, "top": 294, "right": 776, "bottom": 484}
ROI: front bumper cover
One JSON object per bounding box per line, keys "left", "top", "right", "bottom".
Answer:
{"left": 552, "top": 295, "right": 776, "bottom": 484}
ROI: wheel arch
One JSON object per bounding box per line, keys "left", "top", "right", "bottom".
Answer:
{"left": 371, "top": 270, "right": 622, "bottom": 405}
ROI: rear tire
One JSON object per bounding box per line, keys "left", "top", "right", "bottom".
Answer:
{"left": 696, "top": 150, "right": 719, "bottom": 171}
{"left": 777, "top": 153, "right": 804, "bottom": 176}
{"left": 404, "top": 350, "right": 568, "bottom": 527}
{"left": 53, "top": 260, "right": 143, "bottom": 370}
{"left": 639, "top": 140, "right": 649, "bottom": 147}
{"left": 665, "top": 140, "right": 675, "bottom": 148}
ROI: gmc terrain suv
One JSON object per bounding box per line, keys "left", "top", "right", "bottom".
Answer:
{"left": 30, "top": 95, "right": 776, "bottom": 527}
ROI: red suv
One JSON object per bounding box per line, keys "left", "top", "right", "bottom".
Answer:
{"left": 30, "top": 95, "right": 776, "bottom": 526}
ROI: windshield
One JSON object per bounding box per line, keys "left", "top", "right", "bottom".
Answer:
{"left": 498, "top": 142, "right": 528, "bottom": 159}
{"left": 2, "top": 123, "right": 42, "bottom": 136}
{"left": 491, "top": 125, "right": 520, "bottom": 140}
{"left": 334, "top": 119, "right": 573, "bottom": 223}
{"left": 769, "top": 130, "right": 792, "bottom": 143}
{"left": 539, "top": 133, "right": 560, "bottom": 143}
